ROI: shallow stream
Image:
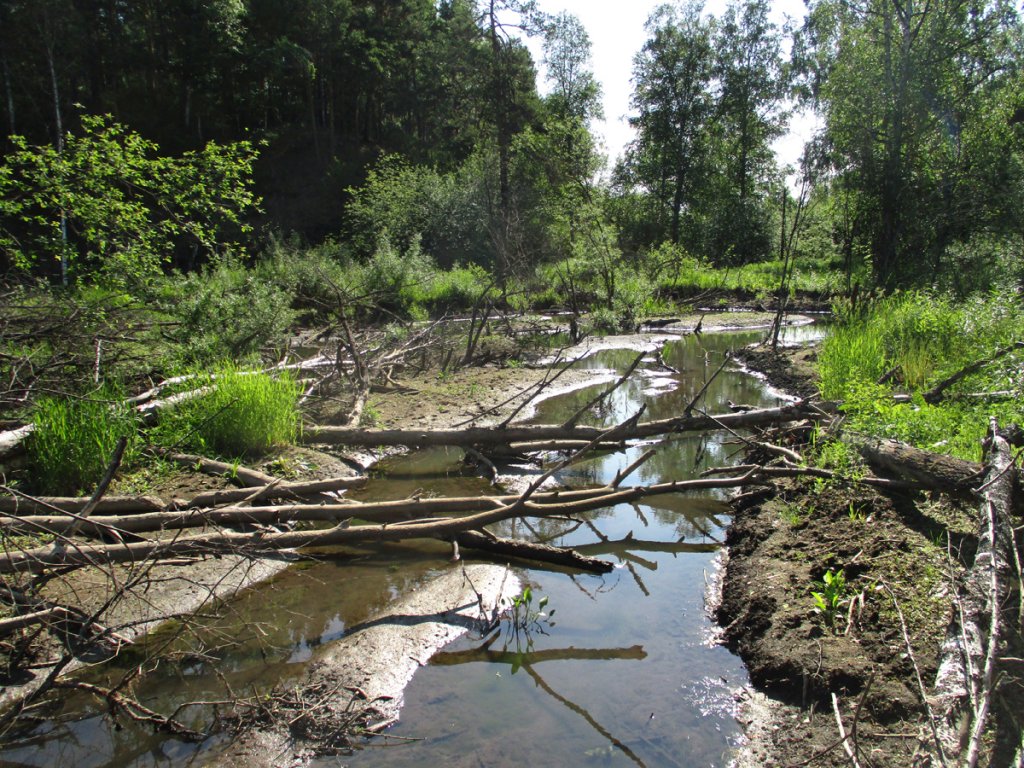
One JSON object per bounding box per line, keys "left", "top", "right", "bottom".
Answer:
{"left": 1, "top": 324, "right": 821, "bottom": 768}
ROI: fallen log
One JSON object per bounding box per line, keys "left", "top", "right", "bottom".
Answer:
{"left": 160, "top": 452, "right": 278, "bottom": 488}
{"left": 0, "top": 424, "right": 33, "bottom": 461}
{"left": 0, "top": 493, "right": 166, "bottom": 516}
{"left": 174, "top": 476, "right": 366, "bottom": 509}
{"left": 432, "top": 643, "right": 647, "bottom": 666}
{"left": 453, "top": 530, "right": 613, "bottom": 573}
{"left": 850, "top": 435, "right": 987, "bottom": 495}
{"left": 0, "top": 472, "right": 769, "bottom": 574}
{"left": 303, "top": 401, "right": 823, "bottom": 449}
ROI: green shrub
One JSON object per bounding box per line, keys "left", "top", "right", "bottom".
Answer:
{"left": 256, "top": 234, "right": 355, "bottom": 313}
{"left": 158, "top": 369, "right": 301, "bottom": 458}
{"left": 28, "top": 395, "right": 139, "bottom": 496}
{"left": 357, "top": 234, "right": 438, "bottom": 318}
{"left": 155, "top": 261, "right": 296, "bottom": 366}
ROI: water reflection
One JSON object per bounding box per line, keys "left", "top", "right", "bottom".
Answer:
{"left": 347, "top": 328, "right": 791, "bottom": 768}
{"left": 1, "top": 323, "right": 810, "bottom": 768}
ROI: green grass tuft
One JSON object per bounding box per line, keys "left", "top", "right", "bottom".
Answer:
{"left": 158, "top": 368, "right": 301, "bottom": 458}
{"left": 28, "top": 395, "right": 139, "bottom": 496}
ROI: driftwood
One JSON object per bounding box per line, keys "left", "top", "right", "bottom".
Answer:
{"left": 930, "top": 420, "right": 1018, "bottom": 766}
{"left": 0, "top": 477, "right": 365, "bottom": 518}
{"left": 0, "top": 493, "right": 166, "bottom": 516}
{"left": 303, "top": 401, "right": 823, "bottom": 449}
{"left": 174, "top": 476, "right": 366, "bottom": 509}
{"left": 159, "top": 452, "right": 279, "bottom": 488}
{"left": 453, "top": 531, "right": 614, "bottom": 573}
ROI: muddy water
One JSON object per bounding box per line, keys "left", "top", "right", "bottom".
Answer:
{"left": 0, "top": 325, "right": 820, "bottom": 768}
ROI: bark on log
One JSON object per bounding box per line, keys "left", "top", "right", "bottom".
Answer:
{"left": 303, "top": 401, "right": 822, "bottom": 449}
{"left": 930, "top": 424, "right": 1017, "bottom": 766}
{"left": 160, "top": 452, "right": 278, "bottom": 488}
{"left": 174, "top": 476, "right": 366, "bottom": 509}
{"left": 851, "top": 435, "right": 987, "bottom": 495}
{"left": 0, "top": 473, "right": 766, "bottom": 574}
{"left": 0, "top": 494, "right": 166, "bottom": 516}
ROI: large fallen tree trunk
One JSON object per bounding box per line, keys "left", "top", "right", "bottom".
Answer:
{"left": 303, "top": 401, "right": 824, "bottom": 449}
{"left": 929, "top": 420, "right": 1018, "bottom": 766}
{"left": 850, "top": 435, "right": 987, "bottom": 495}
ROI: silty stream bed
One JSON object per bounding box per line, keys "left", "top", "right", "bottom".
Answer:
{"left": 1, "top": 324, "right": 822, "bottom": 768}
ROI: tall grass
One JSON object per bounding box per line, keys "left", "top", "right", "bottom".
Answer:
{"left": 819, "top": 292, "right": 1024, "bottom": 460}
{"left": 159, "top": 369, "right": 301, "bottom": 458}
{"left": 28, "top": 395, "right": 138, "bottom": 496}
{"left": 652, "top": 253, "right": 845, "bottom": 297}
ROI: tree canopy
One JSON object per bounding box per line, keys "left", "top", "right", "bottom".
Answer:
{"left": 0, "top": 0, "right": 1021, "bottom": 292}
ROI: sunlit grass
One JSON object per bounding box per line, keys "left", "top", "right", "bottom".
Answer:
{"left": 28, "top": 394, "right": 139, "bottom": 496}
{"left": 156, "top": 368, "right": 301, "bottom": 458}
{"left": 818, "top": 292, "right": 1024, "bottom": 460}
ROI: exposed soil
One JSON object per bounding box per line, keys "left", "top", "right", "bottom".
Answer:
{"left": 721, "top": 341, "right": 1023, "bottom": 767}
{"left": 733, "top": 343, "right": 821, "bottom": 400}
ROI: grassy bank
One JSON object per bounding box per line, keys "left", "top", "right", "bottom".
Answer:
{"left": 818, "top": 291, "right": 1024, "bottom": 460}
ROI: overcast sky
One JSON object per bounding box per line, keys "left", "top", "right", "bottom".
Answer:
{"left": 523, "top": 0, "right": 818, "bottom": 180}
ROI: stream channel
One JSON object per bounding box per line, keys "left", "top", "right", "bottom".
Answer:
{"left": 3, "top": 324, "right": 822, "bottom": 768}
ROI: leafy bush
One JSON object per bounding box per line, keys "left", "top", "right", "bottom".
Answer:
{"left": 358, "top": 235, "right": 437, "bottom": 319}
{"left": 257, "top": 234, "right": 355, "bottom": 315}
{"left": 937, "top": 233, "right": 1024, "bottom": 298}
{"left": 345, "top": 154, "right": 489, "bottom": 269}
{"left": 158, "top": 369, "right": 301, "bottom": 458}
{"left": 28, "top": 395, "right": 138, "bottom": 496}
{"left": 156, "top": 261, "right": 295, "bottom": 366}
{"left": 0, "top": 114, "right": 258, "bottom": 288}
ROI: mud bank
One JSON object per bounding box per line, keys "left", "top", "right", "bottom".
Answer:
{"left": 207, "top": 564, "right": 519, "bottom": 767}
{"left": 718, "top": 341, "right": 998, "bottom": 767}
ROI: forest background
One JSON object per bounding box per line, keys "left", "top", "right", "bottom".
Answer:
{"left": 0, "top": 0, "right": 1022, "bottom": 400}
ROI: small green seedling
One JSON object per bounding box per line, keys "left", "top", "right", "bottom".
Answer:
{"left": 847, "top": 503, "right": 867, "bottom": 522}
{"left": 812, "top": 568, "right": 848, "bottom": 630}
{"left": 501, "top": 586, "right": 555, "bottom": 658}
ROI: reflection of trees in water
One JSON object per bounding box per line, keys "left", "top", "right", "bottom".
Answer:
{"left": 490, "top": 507, "right": 617, "bottom": 543}
{"left": 432, "top": 635, "right": 654, "bottom": 768}
{"left": 631, "top": 496, "right": 728, "bottom": 541}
